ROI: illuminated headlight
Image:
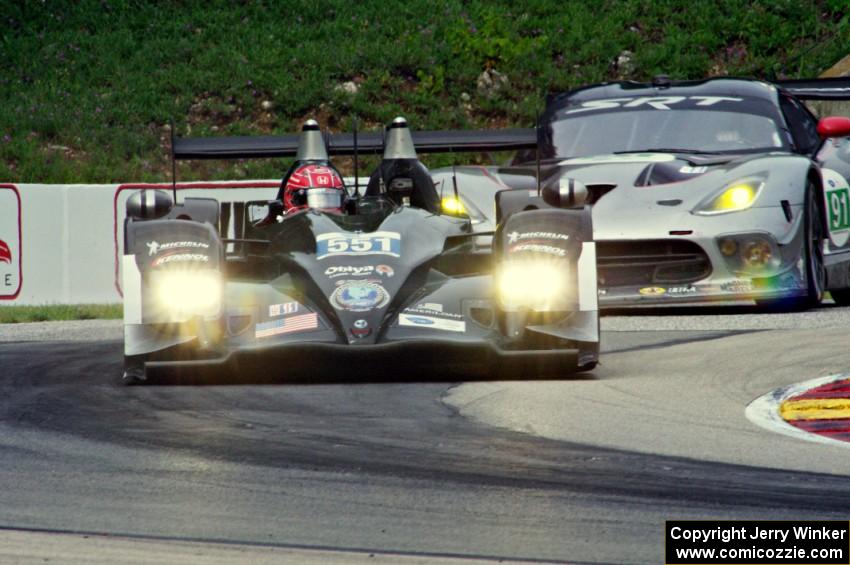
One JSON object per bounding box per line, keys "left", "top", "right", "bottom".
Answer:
{"left": 151, "top": 269, "right": 222, "bottom": 318}
{"left": 441, "top": 196, "right": 467, "bottom": 216}
{"left": 498, "top": 261, "right": 568, "bottom": 309}
{"left": 694, "top": 176, "right": 765, "bottom": 215}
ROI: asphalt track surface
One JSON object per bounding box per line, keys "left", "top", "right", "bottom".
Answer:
{"left": 2, "top": 305, "right": 850, "bottom": 564}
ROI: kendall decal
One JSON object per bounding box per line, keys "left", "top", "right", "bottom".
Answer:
{"left": 151, "top": 252, "right": 210, "bottom": 267}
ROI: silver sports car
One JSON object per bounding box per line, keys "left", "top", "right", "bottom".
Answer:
{"left": 441, "top": 76, "right": 850, "bottom": 310}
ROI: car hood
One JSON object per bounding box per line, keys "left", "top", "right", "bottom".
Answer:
{"left": 489, "top": 152, "right": 791, "bottom": 239}
{"left": 258, "top": 207, "right": 471, "bottom": 344}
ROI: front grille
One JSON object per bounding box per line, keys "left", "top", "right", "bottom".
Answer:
{"left": 596, "top": 239, "right": 712, "bottom": 286}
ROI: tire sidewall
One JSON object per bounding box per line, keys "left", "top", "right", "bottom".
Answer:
{"left": 804, "top": 183, "right": 825, "bottom": 306}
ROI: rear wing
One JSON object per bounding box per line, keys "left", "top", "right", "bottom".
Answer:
{"left": 172, "top": 128, "right": 537, "bottom": 160}
{"left": 776, "top": 77, "right": 850, "bottom": 101}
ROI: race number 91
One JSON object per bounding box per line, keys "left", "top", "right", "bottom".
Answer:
{"left": 828, "top": 187, "right": 850, "bottom": 232}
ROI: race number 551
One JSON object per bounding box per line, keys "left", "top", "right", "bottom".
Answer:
{"left": 316, "top": 231, "right": 401, "bottom": 260}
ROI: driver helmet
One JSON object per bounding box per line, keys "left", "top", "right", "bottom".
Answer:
{"left": 282, "top": 164, "right": 346, "bottom": 214}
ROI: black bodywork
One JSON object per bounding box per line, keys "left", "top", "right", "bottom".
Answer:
{"left": 121, "top": 119, "right": 599, "bottom": 382}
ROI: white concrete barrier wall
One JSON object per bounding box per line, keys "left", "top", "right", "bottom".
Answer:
{"left": 0, "top": 181, "right": 282, "bottom": 305}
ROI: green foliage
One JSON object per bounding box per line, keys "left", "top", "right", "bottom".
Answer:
{"left": 0, "top": 0, "right": 848, "bottom": 182}
{"left": 0, "top": 304, "right": 122, "bottom": 323}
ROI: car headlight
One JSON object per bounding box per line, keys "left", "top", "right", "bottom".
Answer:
{"left": 441, "top": 196, "right": 467, "bottom": 216}
{"left": 716, "top": 233, "right": 782, "bottom": 274}
{"left": 693, "top": 176, "right": 765, "bottom": 215}
{"left": 497, "top": 260, "right": 568, "bottom": 310}
{"left": 151, "top": 269, "right": 222, "bottom": 319}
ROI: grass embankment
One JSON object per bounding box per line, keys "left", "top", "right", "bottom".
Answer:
{"left": 1, "top": 0, "right": 848, "bottom": 183}
{"left": 0, "top": 304, "right": 122, "bottom": 323}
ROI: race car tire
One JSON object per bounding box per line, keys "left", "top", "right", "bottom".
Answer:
{"left": 121, "top": 367, "right": 146, "bottom": 386}
{"left": 830, "top": 288, "right": 850, "bottom": 306}
{"left": 756, "top": 182, "right": 825, "bottom": 311}
{"left": 121, "top": 355, "right": 148, "bottom": 386}
{"left": 576, "top": 361, "right": 597, "bottom": 373}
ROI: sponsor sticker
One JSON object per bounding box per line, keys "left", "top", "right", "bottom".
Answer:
{"left": 324, "top": 264, "right": 395, "bottom": 279}
{"left": 403, "top": 304, "right": 464, "bottom": 319}
{"left": 330, "top": 281, "right": 390, "bottom": 312}
{"left": 316, "top": 231, "right": 401, "bottom": 260}
{"left": 325, "top": 265, "right": 375, "bottom": 278}
{"left": 0, "top": 186, "right": 21, "bottom": 299}
{"left": 639, "top": 287, "right": 666, "bottom": 296}
{"left": 151, "top": 252, "right": 210, "bottom": 267}
{"left": 146, "top": 240, "right": 210, "bottom": 256}
{"left": 509, "top": 243, "right": 567, "bottom": 257}
{"left": 399, "top": 313, "right": 466, "bottom": 333}
{"left": 507, "top": 231, "right": 570, "bottom": 244}
{"left": 679, "top": 166, "right": 708, "bottom": 174}
{"left": 255, "top": 312, "right": 318, "bottom": 338}
{"left": 564, "top": 95, "right": 743, "bottom": 115}
{"left": 721, "top": 280, "right": 754, "bottom": 293}
{"left": 666, "top": 285, "right": 697, "bottom": 295}
{"left": 269, "top": 302, "right": 299, "bottom": 317}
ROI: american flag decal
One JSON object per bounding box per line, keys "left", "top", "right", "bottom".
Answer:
{"left": 255, "top": 312, "right": 318, "bottom": 338}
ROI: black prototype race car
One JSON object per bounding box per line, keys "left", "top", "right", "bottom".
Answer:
{"left": 120, "top": 118, "right": 600, "bottom": 383}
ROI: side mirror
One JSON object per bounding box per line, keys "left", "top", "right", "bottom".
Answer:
{"left": 247, "top": 200, "right": 283, "bottom": 224}
{"left": 126, "top": 189, "right": 173, "bottom": 220}
{"left": 817, "top": 116, "right": 850, "bottom": 139}
{"left": 542, "top": 176, "right": 588, "bottom": 208}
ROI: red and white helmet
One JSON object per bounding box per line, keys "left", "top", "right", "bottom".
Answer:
{"left": 282, "top": 164, "right": 345, "bottom": 213}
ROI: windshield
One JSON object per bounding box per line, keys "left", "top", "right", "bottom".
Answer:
{"left": 550, "top": 107, "right": 788, "bottom": 158}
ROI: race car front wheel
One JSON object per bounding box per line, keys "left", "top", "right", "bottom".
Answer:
{"left": 756, "top": 182, "right": 825, "bottom": 311}
{"left": 830, "top": 287, "right": 850, "bottom": 306}
{"left": 802, "top": 181, "right": 827, "bottom": 308}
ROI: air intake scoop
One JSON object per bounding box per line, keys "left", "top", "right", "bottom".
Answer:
{"left": 295, "top": 119, "right": 329, "bottom": 162}
{"left": 383, "top": 117, "right": 418, "bottom": 159}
